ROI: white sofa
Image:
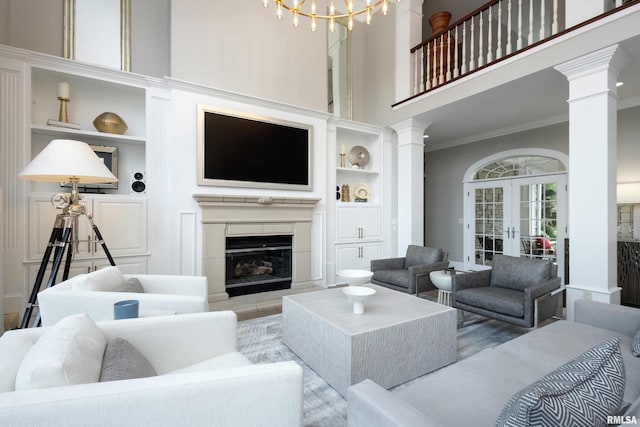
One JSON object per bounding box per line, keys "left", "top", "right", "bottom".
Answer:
{"left": 38, "top": 268, "right": 209, "bottom": 326}
{"left": 0, "top": 311, "right": 304, "bottom": 427}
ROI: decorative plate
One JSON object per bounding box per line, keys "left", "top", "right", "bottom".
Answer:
{"left": 353, "top": 183, "right": 370, "bottom": 200}
{"left": 348, "top": 146, "right": 370, "bottom": 168}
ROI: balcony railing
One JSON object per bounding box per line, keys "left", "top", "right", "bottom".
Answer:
{"left": 397, "top": 0, "right": 635, "bottom": 106}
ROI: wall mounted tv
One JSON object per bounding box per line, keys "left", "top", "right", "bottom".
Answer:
{"left": 197, "top": 105, "right": 312, "bottom": 191}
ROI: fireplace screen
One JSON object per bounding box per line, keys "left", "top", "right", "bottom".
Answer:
{"left": 225, "top": 235, "right": 293, "bottom": 297}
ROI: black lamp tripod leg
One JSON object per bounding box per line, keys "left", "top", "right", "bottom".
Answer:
{"left": 19, "top": 214, "right": 64, "bottom": 329}
{"left": 88, "top": 214, "right": 116, "bottom": 266}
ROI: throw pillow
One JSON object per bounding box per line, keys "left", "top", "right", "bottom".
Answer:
{"left": 0, "top": 334, "right": 34, "bottom": 392}
{"left": 118, "top": 277, "right": 144, "bottom": 293}
{"left": 14, "top": 313, "right": 107, "bottom": 390}
{"left": 494, "top": 337, "right": 625, "bottom": 427}
{"left": 72, "top": 266, "right": 125, "bottom": 291}
{"left": 100, "top": 338, "right": 157, "bottom": 382}
{"left": 632, "top": 327, "right": 640, "bottom": 357}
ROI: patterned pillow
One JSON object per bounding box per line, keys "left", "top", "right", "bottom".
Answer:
{"left": 495, "top": 337, "right": 625, "bottom": 427}
{"left": 632, "top": 327, "right": 640, "bottom": 357}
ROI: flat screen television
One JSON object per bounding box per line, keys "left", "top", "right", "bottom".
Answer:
{"left": 197, "top": 105, "right": 312, "bottom": 191}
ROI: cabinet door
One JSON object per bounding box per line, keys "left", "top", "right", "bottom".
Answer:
{"left": 94, "top": 256, "right": 148, "bottom": 274}
{"left": 359, "top": 205, "right": 381, "bottom": 240}
{"left": 360, "top": 242, "right": 383, "bottom": 270}
{"left": 29, "top": 197, "right": 92, "bottom": 260}
{"left": 335, "top": 244, "right": 360, "bottom": 273}
{"left": 336, "top": 205, "right": 359, "bottom": 242}
{"left": 92, "top": 198, "right": 148, "bottom": 257}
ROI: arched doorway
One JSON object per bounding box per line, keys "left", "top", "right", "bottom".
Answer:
{"left": 463, "top": 149, "right": 568, "bottom": 277}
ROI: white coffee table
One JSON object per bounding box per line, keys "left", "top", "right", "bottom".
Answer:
{"left": 282, "top": 284, "right": 457, "bottom": 397}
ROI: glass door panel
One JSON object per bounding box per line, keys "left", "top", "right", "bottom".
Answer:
{"left": 472, "top": 185, "right": 508, "bottom": 267}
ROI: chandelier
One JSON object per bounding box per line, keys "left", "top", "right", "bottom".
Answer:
{"left": 262, "top": 0, "right": 400, "bottom": 32}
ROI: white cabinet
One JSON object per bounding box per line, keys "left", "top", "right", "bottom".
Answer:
{"left": 28, "top": 194, "right": 148, "bottom": 263}
{"left": 335, "top": 242, "right": 383, "bottom": 272}
{"left": 336, "top": 204, "right": 381, "bottom": 242}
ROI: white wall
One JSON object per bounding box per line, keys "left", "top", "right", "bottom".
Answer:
{"left": 167, "top": 84, "right": 329, "bottom": 279}
{"left": 0, "top": 0, "right": 9, "bottom": 45}
{"left": 170, "top": 0, "right": 327, "bottom": 112}
{"left": 6, "top": 0, "right": 62, "bottom": 57}
{"left": 131, "top": 0, "right": 170, "bottom": 78}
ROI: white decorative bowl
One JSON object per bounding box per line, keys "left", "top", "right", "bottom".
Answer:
{"left": 336, "top": 269, "right": 374, "bottom": 286}
{"left": 342, "top": 286, "right": 376, "bottom": 314}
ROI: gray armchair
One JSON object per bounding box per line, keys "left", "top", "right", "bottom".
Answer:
{"left": 370, "top": 245, "right": 449, "bottom": 295}
{"left": 452, "top": 254, "right": 562, "bottom": 328}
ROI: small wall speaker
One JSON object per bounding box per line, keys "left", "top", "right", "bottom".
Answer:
{"left": 130, "top": 171, "right": 146, "bottom": 194}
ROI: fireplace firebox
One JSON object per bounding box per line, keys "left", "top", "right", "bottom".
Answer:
{"left": 225, "top": 235, "right": 293, "bottom": 297}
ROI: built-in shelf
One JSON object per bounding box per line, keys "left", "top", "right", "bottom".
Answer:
{"left": 336, "top": 167, "right": 380, "bottom": 175}
{"left": 31, "top": 125, "right": 145, "bottom": 145}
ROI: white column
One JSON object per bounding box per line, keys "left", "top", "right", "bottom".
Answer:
{"left": 555, "top": 44, "right": 630, "bottom": 320}
{"left": 391, "top": 118, "right": 431, "bottom": 254}
{"left": 395, "top": 0, "right": 424, "bottom": 102}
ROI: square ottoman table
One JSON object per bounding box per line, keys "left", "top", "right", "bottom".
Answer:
{"left": 282, "top": 284, "right": 457, "bottom": 397}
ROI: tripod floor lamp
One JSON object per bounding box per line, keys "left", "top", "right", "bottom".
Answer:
{"left": 18, "top": 139, "right": 119, "bottom": 328}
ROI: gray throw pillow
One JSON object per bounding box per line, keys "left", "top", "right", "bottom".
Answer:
{"left": 99, "top": 338, "right": 157, "bottom": 382}
{"left": 494, "top": 337, "right": 625, "bottom": 427}
{"left": 633, "top": 327, "right": 640, "bottom": 357}
{"left": 118, "top": 277, "right": 144, "bottom": 293}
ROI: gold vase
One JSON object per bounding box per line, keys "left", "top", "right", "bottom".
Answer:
{"left": 93, "top": 112, "right": 128, "bottom": 135}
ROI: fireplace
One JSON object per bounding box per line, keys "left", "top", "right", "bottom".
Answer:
{"left": 225, "top": 235, "right": 293, "bottom": 297}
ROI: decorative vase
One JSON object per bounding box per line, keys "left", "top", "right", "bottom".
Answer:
{"left": 93, "top": 112, "right": 128, "bottom": 135}
{"left": 427, "top": 11, "right": 455, "bottom": 81}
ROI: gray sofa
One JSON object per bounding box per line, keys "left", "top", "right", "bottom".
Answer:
{"left": 347, "top": 300, "right": 640, "bottom": 427}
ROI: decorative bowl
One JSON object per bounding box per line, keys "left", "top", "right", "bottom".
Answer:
{"left": 337, "top": 269, "right": 374, "bottom": 286}
{"left": 93, "top": 112, "right": 128, "bottom": 134}
{"left": 342, "top": 286, "right": 376, "bottom": 314}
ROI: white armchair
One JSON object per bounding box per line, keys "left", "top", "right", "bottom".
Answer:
{"left": 0, "top": 311, "right": 304, "bottom": 427}
{"left": 38, "top": 267, "right": 209, "bottom": 326}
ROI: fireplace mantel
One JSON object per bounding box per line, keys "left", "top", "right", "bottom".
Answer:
{"left": 193, "top": 194, "right": 320, "bottom": 306}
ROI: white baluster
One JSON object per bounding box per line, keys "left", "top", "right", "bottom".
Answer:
{"left": 528, "top": 0, "right": 534, "bottom": 44}
{"left": 487, "top": 6, "right": 494, "bottom": 63}
{"left": 517, "top": 0, "right": 523, "bottom": 50}
{"left": 616, "top": 0, "right": 623, "bottom": 7}
{"left": 539, "top": 0, "right": 546, "bottom": 40}
{"left": 439, "top": 34, "right": 445, "bottom": 85}
{"left": 461, "top": 21, "right": 467, "bottom": 74}
{"left": 420, "top": 47, "right": 425, "bottom": 92}
{"left": 425, "top": 44, "right": 431, "bottom": 90}
{"left": 413, "top": 50, "right": 419, "bottom": 95}
{"left": 478, "top": 11, "right": 484, "bottom": 67}
{"left": 496, "top": 0, "right": 503, "bottom": 58}
{"left": 446, "top": 30, "right": 453, "bottom": 81}
{"left": 432, "top": 42, "right": 438, "bottom": 88}
{"left": 453, "top": 26, "right": 460, "bottom": 78}
{"left": 470, "top": 16, "right": 476, "bottom": 70}
{"left": 507, "top": 0, "right": 513, "bottom": 54}
{"left": 552, "top": 0, "right": 559, "bottom": 34}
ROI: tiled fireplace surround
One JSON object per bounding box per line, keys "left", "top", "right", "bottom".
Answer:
{"left": 194, "top": 194, "right": 320, "bottom": 314}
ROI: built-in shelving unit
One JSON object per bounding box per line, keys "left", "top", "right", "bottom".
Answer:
{"left": 330, "top": 118, "right": 385, "bottom": 279}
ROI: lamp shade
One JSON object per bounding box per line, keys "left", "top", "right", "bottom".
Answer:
{"left": 19, "top": 139, "right": 117, "bottom": 183}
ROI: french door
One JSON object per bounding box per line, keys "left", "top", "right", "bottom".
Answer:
{"left": 464, "top": 174, "right": 567, "bottom": 275}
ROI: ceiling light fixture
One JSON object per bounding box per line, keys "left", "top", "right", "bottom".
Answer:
{"left": 262, "top": 0, "right": 400, "bottom": 32}
{"left": 616, "top": 81, "right": 624, "bottom": 87}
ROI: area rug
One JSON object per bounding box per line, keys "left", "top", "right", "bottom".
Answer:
{"left": 237, "top": 312, "right": 531, "bottom": 427}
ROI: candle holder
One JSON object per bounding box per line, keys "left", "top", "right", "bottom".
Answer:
{"left": 57, "top": 96, "right": 70, "bottom": 123}
{"left": 340, "top": 153, "right": 346, "bottom": 168}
